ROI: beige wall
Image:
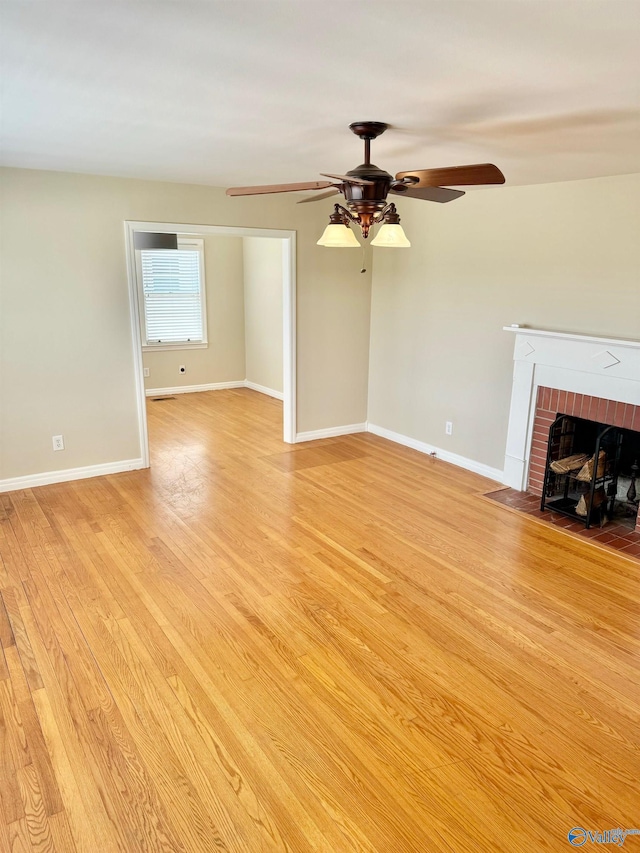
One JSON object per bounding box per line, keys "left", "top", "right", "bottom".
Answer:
{"left": 4, "top": 165, "right": 635, "bottom": 486}
{"left": 243, "top": 237, "right": 283, "bottom": 394}
{"left": 368, "top": 173, "right": 640, "bottom": 473}
{"left": 142, "top": 235, "right": 246, "bottom": 390}
{"left": 0, "top": 167, "right": 372, "bottom": 481}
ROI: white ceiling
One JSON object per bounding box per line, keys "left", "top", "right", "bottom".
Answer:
{"left": 2, "top": 1, "right": 640, "bottom": 189}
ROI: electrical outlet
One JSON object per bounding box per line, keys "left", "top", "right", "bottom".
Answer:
{"left": 143, "top": 367, "right": 150, "bottom": 378}
{"left": 179, "top": 365, "right": 186, "bottom": 374}
{"left": 445, "top": 421, "right": 453, "bottom": 436}
{"left": 52, "top": 435, "right": 65, "bottom": 451}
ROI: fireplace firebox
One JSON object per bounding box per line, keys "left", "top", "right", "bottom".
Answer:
{"left": 540, "top": 414, "right": 640, "bottom": 528}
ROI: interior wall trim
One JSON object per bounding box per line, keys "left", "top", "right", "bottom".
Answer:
{"left": 244, "top": 381, "right": 284, "bottom": 401}
{"left": 0, "top": 459, "right": 145, "bottom": 494}
{"left": 367, "top": 423, "right": 505, "bottom": 483}
{"left": 145, "top": 380, "right": 284, "bottom": 399}
{"left": 124, "top": 220, "right": 297, "bottom": 466}
{"left": 295, "top": 423, "right": 368, "bottom": 442}
{"left": 145, "top": 381, "right": 246, "bottom": 397}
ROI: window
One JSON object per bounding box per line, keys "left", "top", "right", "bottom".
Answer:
{"left": 136, "top": 238, "right": 207, "bottom": 349}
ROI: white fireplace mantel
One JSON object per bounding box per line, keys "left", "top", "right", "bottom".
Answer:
{"left": 503, "top": 326, "right": 640, "bottom": 490}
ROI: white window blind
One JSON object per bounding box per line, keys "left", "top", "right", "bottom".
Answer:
{"left": 138, "top": 239, "right": 207, "bottom": 347}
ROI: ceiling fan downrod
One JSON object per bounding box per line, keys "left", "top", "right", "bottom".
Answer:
{"left": 349, "top": 120, "right": 388, "bottom": 166}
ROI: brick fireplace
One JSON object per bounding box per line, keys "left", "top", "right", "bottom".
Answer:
{"left": 503, "top": 326, "right": 640, "bottom": 532}
{"left": 527, "top": 387, "right": 640, "bottom": 532}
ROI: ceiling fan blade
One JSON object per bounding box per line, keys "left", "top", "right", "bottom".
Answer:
{"left": 396, "top": 163, "right": 505, "bottom": 187}
{"left": 226, "top": 180, "right": 334, "bottom": 197}
{"left": 390, "top": 186, "right": 465, "bottom": 203}
{"left": 320, "top": 173, "right": 375, "bottom": 186}
{"left": 297, "top": 189, "right": 341, "bottom": 204}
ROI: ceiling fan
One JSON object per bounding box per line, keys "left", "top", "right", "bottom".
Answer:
{"left": 226, "top": 121, "right": 505, "bottom": 247}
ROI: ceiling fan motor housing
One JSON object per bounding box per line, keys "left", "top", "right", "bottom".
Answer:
{"left": 343, "top": 163, "right": 394, "bottom": 237}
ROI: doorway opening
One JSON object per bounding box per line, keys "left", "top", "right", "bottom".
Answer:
{"left": 124, "top": 221, "right": 296, "bottom": 468}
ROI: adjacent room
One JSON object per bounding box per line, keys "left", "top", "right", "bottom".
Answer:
{"left": 1, "top": 2, "right": 639, "bottom": 852}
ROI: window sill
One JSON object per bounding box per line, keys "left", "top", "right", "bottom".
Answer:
{"left": 142, "top": 342, "right": 208, "bottom": 352}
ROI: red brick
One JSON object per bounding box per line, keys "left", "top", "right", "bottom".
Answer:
{"left": 528, "top": 455, "right": 546, "bottom": 468}
{"left": 580, "top": 396, "right": 588, "bottom": 420}
{"left": 541, "top": 387, "right": 551, "bottom": 409}
{"left": 596, "top": 398, "right": 608, "bottom": 425}
{"left": 613, "top": 401, "right": 624, "bottom": 427}
{"left": 534, "top": 427, "right": 552, "bottom": 438}
{"left": 566, "top": 392, "right": 576, "bottom": 416}
{"left": 580, "top": 394, "right": 590, "bottom": 419}
{"left": 534, "top": 423, "right": 553, "bottom": 436}
{"left": 573, "top": 394, "right": 583, "bottom": 418}
{"left": 533, "top": 434, "right": 551, "bottom": 448}
{"left": 546, "top": 389, "right": 554, "bottom": 412}
{"left": 557, "top": 390, "right": 567, "bottom": 413}
{"left": 623, "top": 404, "right": 636, "bottom": 430}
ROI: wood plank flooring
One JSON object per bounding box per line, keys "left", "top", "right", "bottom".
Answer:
{"left": 1, "top": 388, "right": 639, "bottom": 852}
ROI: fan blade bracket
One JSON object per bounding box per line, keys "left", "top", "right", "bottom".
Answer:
{"left": 320, "top": 173, "right": 375, "bottom": 186}
{"left": 396, "top": 164, "right": 505, "bottom": 188}
{"left": 226, "top": 181, "right": 334, "bottom": 196}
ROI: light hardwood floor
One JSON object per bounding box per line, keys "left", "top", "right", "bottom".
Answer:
{"left": 1, "top": 388, "right": 638, "bottom": 852}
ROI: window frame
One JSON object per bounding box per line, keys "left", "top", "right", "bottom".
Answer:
{"left": 135, "top": 237, "right": 208, "bottom": 351}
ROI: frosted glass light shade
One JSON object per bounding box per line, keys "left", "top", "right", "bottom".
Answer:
{"left": 370, "top": 223, "right": 411, "bottom": 247}
{"left": 317, "top": 224, "right": 360, "bottom": 248}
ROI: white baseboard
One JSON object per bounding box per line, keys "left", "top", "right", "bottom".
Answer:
{"left": 295, "top": 423, "right": 367, "bottom": 442}
{"left": 244, "top": 381, "right": 284, "bottom": 401}
{"left": 0, "top": 458, "right": 146, "bottom": 494}
{"left": 146, "top": 380, "right": 284, "bottom": 400}
{"left": 146, "top": 381, "right": 245, "bottom": 397}
{"left": 367, "top": 423, "right": 505, "bottom": 483}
